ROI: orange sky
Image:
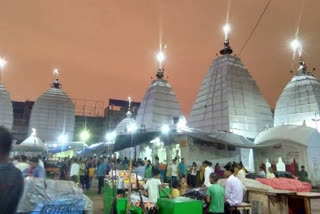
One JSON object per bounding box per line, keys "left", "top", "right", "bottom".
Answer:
{"left": 0, "top": 0, "right": 319, "bottom": 116}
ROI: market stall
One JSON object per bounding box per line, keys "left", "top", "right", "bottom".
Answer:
{"left": 103, "top": 170, "right": 157, "bottom": 214}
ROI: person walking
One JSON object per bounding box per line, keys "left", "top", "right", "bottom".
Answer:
{"left": 28, "top": 157, "right": 46, "bottom": 178}
{"left": 144, "top": 160, "right": 153, "bottom": 179}
{"left": 154, "top": 156, "right": 161, "bottom": 171}
{"left": 79, "top": 159, "right": 87, "bottom": 189}
{"left": 15, "top": 155, "right": 30, "bottom": 175}
{"left": 178, "top": 158, "right": 186, "bottom": 178}
{"left": 171, "top": 159, "right": 179, "bottom": 187}
{"left": 0, "top": 127, "right": 24, "bottom": 214}
{"left": 97, "top": 158, "right": 107, "bottom": 194}
{"left": 204, "top": 162, "right": 214, "bottom": 187}
{"left": 59, "top": 158, "right": 68, "bottom": 180}
{"left": 190, "top": 162, "right": 197, "bottom": 188}
{"left": 200, "top": 161, "right": 206, "bottom": 184}
{"left": 70, "top": 158, "right": 80, "bottom": 183}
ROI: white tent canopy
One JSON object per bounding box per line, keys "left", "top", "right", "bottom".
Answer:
{"left": 254, "top": 125, "right": 320, "bottom": 147}
{"left": 13, "top": 129, "right": 47, "bottom": 152}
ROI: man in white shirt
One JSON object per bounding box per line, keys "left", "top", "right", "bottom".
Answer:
{"left": 70, "top": 158, "right": 80, "bottom": 183}
{"left": 38, "top": 155, "right": 44, "bottom": 169}
{"left": 224, "top": 162, "right": 244, "bottom": 208}
{"left": 204, "top": 161, "right": 214, "bottom": 187}
{"left": 15, "top": 155, "right": 30, "bottom": 174}
{"left": 144, "top": 169, "right": 162, "bottom": 203}
{"left": 171, "top": 159, "right": 179, "bottom": 186}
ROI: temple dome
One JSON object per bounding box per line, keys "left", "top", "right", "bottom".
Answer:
{"left": 274, "top": 61, "right": 320, "bottom": 130}
{"left": 189, "top": 54, "right": 273, "bottom": 139}
{"left": 115, "top": 111, "right": 136, "bottom": 135}
{"left": 0, "top": 84, "right": 13, "bottom": 130}
{"left": 135, "top": 69, "right": 182, "bottom": 132}
{"left": 29, "top": 79, "right": 75, "bottom": 144}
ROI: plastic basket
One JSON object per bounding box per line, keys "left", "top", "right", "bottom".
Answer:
{"left": 130, "top": 206, "right": 143, "bottom": 214}
{"left": 116, "top": 198, "right": 128, "bottom": 214}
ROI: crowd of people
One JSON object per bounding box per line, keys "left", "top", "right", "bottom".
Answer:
{"left": 0, "top": 123, "right": 311, "bottom": 214}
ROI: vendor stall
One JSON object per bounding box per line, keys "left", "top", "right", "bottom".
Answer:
{"left": 103, "top": 170, "right": 158, "bottom": 214}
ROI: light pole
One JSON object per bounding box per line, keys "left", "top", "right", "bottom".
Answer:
{"left": 58, "top": 133, "right": 68, "bottom": 153}
{"left": 105, "top": 131, "right": 117, "bottom": 156}
{"left": 80, "top": 129, "right": 90, "bottom": 155}
{"left": 161, "top": 124, "right": 170, "bottom": 162}
{"left": 126, "top": 122, "right": 137, "bottom": 212}
{"left": 127, "top": 123, "right": 137, "bottom": 160}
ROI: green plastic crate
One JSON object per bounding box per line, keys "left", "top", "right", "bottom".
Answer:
{"left": 159, "top": 187, "right": 171, "bottom": 198}
{"left": 116, "top": 198, "right": 128, "bottom": 214}
{"left": 130, "top": 206, "right": 143, "bottom": 214}
{"left": 157, "top": 197, "right": 202, "bottom": 214}
{"left": 104, "top": 181, "right": 117, "bottom": 214}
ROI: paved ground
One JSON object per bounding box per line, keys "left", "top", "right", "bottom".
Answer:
{"left": 85, "top": 180, "right": 104, "bottom": 214}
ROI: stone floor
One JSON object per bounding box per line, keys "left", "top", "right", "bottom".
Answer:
{"left": 85, "top": 179, "right": 104, "bottom": 214}
{"left": 86, "top": 191, "right": 104, "bottom": 214}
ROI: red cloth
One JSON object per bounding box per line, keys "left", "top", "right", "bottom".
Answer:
{"left": 256, "top": 178, "right": 312, "bottom": 192}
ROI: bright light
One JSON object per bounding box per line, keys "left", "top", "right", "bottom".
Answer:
{"left": 161, "top": 124, "right": 170, "bottom": 134}
{"left": 31, "top": 128, "right": 37, "bottom": 136}
{"left": 156, "top": 51, "right": 165, "bottom": 64}
{"left": 290, "top": 39, "right": 301, "bottom": 50}
{"left": 53, "top": 68, "right": 59, "bottom": 76}
{"left": 223, "top": 24, "right": 231, "bottom": 34}
{"left": 223, "top": 24, "right": 231, "bottom": 40}
{"left": 290, "top": 39, "right": 302, "bottom": 57}
{"left": 177, "top": 116, "right": 187, "bottom": 132}
{"left": 106, "top": 131, "right": 117, "bottom": 142}
{"left": 58, "top": 134, "right": 68, "bottom": 143}
{"left": 127, "top": 123, "right": 137, "bottom": 133}
{"left": 0, "top": 57, "right": 7, "bottom": 70}
{"left": 80, "top": 130, "right": 90, "bottom": 142}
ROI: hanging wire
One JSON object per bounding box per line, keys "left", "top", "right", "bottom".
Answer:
{"left": 238, "top": 0, "right": 272, "bottom": 56}
{"left": 290, "top": 0, "right": 305, "bottom": 72}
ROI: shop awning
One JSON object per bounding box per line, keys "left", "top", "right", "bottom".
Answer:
{"left": 113, "top": 131, "right": 161, "bottom": 151}
{"left": 113, "top": 128, "right": 255, "bottom": 152}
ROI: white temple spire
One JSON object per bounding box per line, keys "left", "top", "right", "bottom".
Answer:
{"left": 52, "top": 68, "right": 61, "bottom": 88}
{"left": 220, "top": 24, "right": 233, "bottom": 55}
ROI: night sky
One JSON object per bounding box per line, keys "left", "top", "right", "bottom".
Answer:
{"left": 0, "top": 0, "right": 319, "bottom": 116}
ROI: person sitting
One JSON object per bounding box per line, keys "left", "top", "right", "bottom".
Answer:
{"left": 206, "top": 173, "right": 225, "bottom": 214}
{"left": 258, "top": 166, "right": 266, "bottom": 178}
{"left": 179, "top": 175, "right": 188, "bottom": 195}
{"left": 298, "top": 166, "right": 308, "bottom": 182}
{"left": 171, "top": 182, "right": 180, "bottom": 198}
{"left": 144, "top": 169, "right": 162, "bottom": 203}
{"left": 224, "top": 162, "right": 244, "bottom": 209}
{"left": 235, "top": 163, "right": 246, "bottom": 179}
{"left": 266, "top": 167, "right": 276, "bottom": 179}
